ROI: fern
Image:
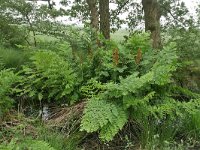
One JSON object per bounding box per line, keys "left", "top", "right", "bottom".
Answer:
{"left": 126, "top": 32, "right": 152, "bottom": 53}
{"left": 150, "top": 97, "right": 179, "bottom": 119}
{"left": 106, "top": 71, "right": 154, "bottom": 98}
{"left": 0, "top": 69, "right": 20, "bottom": 117}
{"left": 123, "top": 92, "right": 156, "bottom": 109}
{"left": 178, "top": 98, "right": 200, "bottom": 115}
{"left": 80, "top": 41, "right": 200, "bottom": 143}
{"left": 16, "top": 51, "right": 77, "bottom": 104}
{"left": 99, "top": 106, "right": 128, "bottom": 141}
{"left": 172, "top": 86, "right": 200, "bottom": 99}
{"left": 152, "top": 43, "right": 178, "bottom": 85}
{"left": 81, "top": 78, "right": 105, "bottom": 98}
{"left": 80, "top": 42, "right": 181, "bottom": 141}
{"left": 80, "top": 98, "right": 128, "bottom": 141}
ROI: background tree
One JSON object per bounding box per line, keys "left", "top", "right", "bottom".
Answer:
{"left": 142, "top": 0, "right": 161, "bottom": 49}
{"left": 86, "top": 0, "right": 99, "bottom": 30}
{"left": 99, "top": 0, "right": 110, "bottom": 39}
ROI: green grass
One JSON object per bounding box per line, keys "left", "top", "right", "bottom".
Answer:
{"left": 0, "top": 46, "right": 30, "bottom": 70}
{"left": 111, "top": 29, "right": 129, "bottom": 43}
{"left": 0, "top": 117, "right": 84, "bottom": 150}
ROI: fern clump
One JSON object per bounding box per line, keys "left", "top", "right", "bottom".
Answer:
{"left": 16, "top": 51, "right": 77, "bottom": 104}
{"left": 81, "top": 42, "right": 200, "bottom": 142}
{"left": 0, "top": 69, "right": 20, "bottom": 117}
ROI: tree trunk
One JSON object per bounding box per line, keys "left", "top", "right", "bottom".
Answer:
{"left": 25, "top": 14, "right": 37, "bottom": 47}
{"left": 47, "top": 0, "right": 52, "bottom": 9}
{"left": 99, "top": 0, "right": 110, "bottom": 39}
{"left": 142, "top": 0, "right": 161, "bottom": 49}
{"left": 86, "top": 0, "right": 99, "bottom": 30}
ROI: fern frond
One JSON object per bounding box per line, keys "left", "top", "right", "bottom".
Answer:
{"left": 0, "top": 69, "right": 20, "bottom": 116}
{"left": 100, "top": 106, "right": 128, "bottom": 141}
{"left": 172, "top": 86, "right": 200, "bottom": 99}
{"left": 27, "top": 140, "right": 56, "bottom": 150}
{"left": 152, "top": 43, "right": 178, "bottom": 85}
{"left": 123, "top": 91, "right": 156, "bottom": 109}
{"left": 106, "top": 71, "right": 154, "bottom": 97}
{"left": 80, "top": 98, "right": 128, "bottom": 141}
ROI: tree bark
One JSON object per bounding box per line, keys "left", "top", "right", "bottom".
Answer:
{"left": 86, "top": 0, "right": 99, "bottom": 30}
{"left": 99, "top": 0, "right": 110, "bottom": 39}
{"left": 142, "top": 0, "right": 161, "bottom": 49}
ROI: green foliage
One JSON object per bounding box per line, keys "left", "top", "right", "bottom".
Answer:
{"left": 0, "top": 15, "right": 27, "bottom": 47}
{"left": 0, "top": 25, "right": 27, "bottom": 48}
{"left": 82, "top": 40, "right": 138, "bottom": 83}
{"left": 0, "top": 0, "right": 199, "bottom": 148}
{"left": 92, "top": 48, "right": 134, "bottom": 82}
{"left": 81, "top": 32, "right": 152, "bottom": 83}
{"left": 0, "top": 69, "right": 20, "bottom": 117}
{"left": 37, "top": 41, "right": 71, "bottom": 59}
{"left": 125, "top": 32, "right": 152, "bottom": 53}
{"left": 0, "top": 46, "right": 30, "bottom": 70}
{"left": 16, "top": 51, "right": 77, "bottom": 104}
{"left": 167, "top": 28, "right": 200, "bottom": 92}
{"left": 0, "top": 125, "right": 57, "bottom": 150}
{"left": 80, "top": 98, "right": 128, "bottom": 141}
{"left": 81, "top": 78, "right": 105, "bottom": 98}
{"left": 81, "top": 41, "right": 200, "bottom": 144}
{"left": 0, "top": 115, "right": 84, "bottom": 150}
{"left": 180, "top": 111, "right": 200, "bottom": 140}
{"left": 0, "top": 137, "right": 56, "bottom": 150}
{"left": 25, "top": 140, "right": 56, "bottom": 150}
{"left": 151, "top": 42, "right": 178, "bottom": 85}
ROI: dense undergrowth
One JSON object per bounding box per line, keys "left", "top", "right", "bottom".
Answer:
{"left": 0, "top": 27, "right": 200, "bottom": 149}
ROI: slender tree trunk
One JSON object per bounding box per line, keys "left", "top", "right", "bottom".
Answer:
{"left": 99, "top": 0, "right": 110, "bottom": 39}
{"left": 86, "top": 0, "right": 99, "bottom": 30}
{"left": 142, "top": 0, "right": 161, "bottom": 49}
{"left": 25, "top": 14, "right": 37, "bottom": 47}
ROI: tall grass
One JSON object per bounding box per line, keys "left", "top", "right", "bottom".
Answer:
{"left": 0, "top": 46, "right": 30, "bottom": 70}
{"left": 111, "top": 29, "right": 129, "bottom": 43}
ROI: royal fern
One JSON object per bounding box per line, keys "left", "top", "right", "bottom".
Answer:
{"left": 81, "top": 42, "right": 200, "bottom": 142}
{"left": 0, "top": 69, "right": 20, "bottom": 117}
{"left": 80, "top": 98, "right": 128, "bottom": 141}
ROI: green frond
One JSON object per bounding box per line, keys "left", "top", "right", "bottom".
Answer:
{"left": 152, "top": 43, "right": 178, "bottom": 85}
{"left": 100, "top": 107, "right": 128, "bottom": 141}
{"left": 81, "top": 98, "right": 128, "bottom": 141}
{"left": 0, "top": 69, "right": 20, "bottom": 116}
{"left": 123, "top": 92, "right": 156, "bottom": 109}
